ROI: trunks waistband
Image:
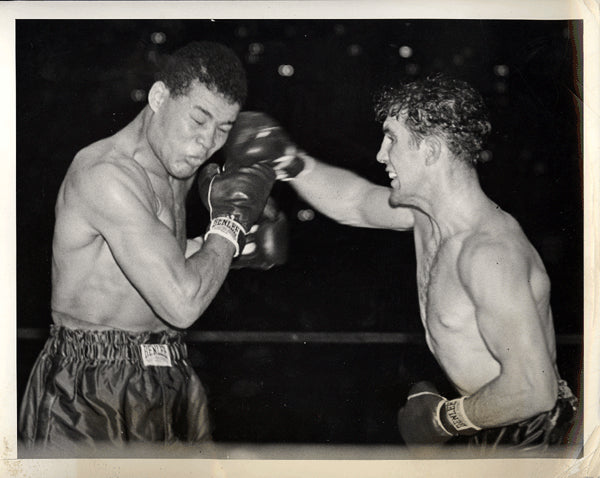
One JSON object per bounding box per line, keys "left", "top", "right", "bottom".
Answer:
{"left": 44, "top": 324, "right": 188, "bottom": 362}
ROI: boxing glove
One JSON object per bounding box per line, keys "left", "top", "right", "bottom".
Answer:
{"left": 223, "top": 111, "right": 308, "bottom": 181}
{"left": 198, "top": 162, "right": 276, "bottom": 257}
{"left": 231, "top": 197, "right": 289, "bottom": 270}
{"left": 398, "top": 381, "right": 482, "bottom": 446}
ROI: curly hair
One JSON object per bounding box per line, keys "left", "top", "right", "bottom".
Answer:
{"left": 374, "top": 75, "right": 491, "bottom": 165}
{"left": 156, "top": 41, "right": 247, "bottom": 106}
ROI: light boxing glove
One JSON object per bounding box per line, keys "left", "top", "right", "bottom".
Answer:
{"left": 231, "top": 197, "right": 289, "bottom": 270}
{"left": 397, "top": 381, "right": 481, "bottom": 446}
{"left": 197, "top": 162, "right": 275, "bottom": 257}
{"left": 223, "top": 111, "right": 312, "bottom": 181}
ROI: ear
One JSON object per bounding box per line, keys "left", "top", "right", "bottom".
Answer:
{"left": 148, "top": 81, "right": 169, "bottom": 112}
{"left": 423, "top": 136, "right": 442, "bottom": 166}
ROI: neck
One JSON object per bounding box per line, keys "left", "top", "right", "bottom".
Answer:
{"left": 414, "top": 165, "right": 493, "bottom": 238}
{"left": 126, "top": 106, "right": 169, "bottom": 180}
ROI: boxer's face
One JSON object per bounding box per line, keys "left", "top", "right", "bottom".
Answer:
{"left": 148, "top": 80, "right": 240, "bottom": 179}
{"left": 376, "top": 115, "right": 425, "bottom": 206}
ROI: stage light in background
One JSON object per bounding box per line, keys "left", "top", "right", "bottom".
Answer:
{"left": 334, "top": 24, "right": 346, "bottom": 36}
{"left": 150, "top": 32, "right": 167, "bottom": 45}
{"left": 297, "top": 209, "right": 315, "bottom": 222}
{"left": 398, "top": 45, "right": 413, "bottom": 58}
{"left": 494, "top": 64, "right": 510, "bottom": 77}
{"left": 246, "top": 42, "right": 264, "bottom": 64}
{"left": 278, "top": 64, "right": 295, "bottom": 77}
{"left": 347, "top": 44, "right": 362, "bottom": 57}
{"left": 130, "top": 89, "right": 146, "bottom": 102}
{"left": 235, "top": 26, "right": 249, "bottom": 38}
{"left": 479, "top": 150, "right": 493, "bottom": 163}
{"left": 249, "top": 42, "right": 264, "bottom": 55}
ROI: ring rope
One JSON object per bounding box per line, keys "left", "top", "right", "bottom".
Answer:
{"left": 16, "top": 328, "right": 582, "bottom": 345}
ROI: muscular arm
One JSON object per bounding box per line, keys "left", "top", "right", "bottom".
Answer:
{"left": 291, "top": 154, "right": 414, "bottom": 231}
{"left": 458, "top": 240, "right": 558, "bottom": 427}
{"left": 71, "top": 162, "right": 234, "bottom": 329}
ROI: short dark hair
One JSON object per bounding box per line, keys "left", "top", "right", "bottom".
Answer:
{"left": 156, "top": 41, "right": 247, "bottom": 106}
{"left": 374, "top": 75, "right": 491, "bottom": 165}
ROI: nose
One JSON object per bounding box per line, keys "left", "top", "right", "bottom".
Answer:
{"left": 376, "top": 144, "right": 388, "bottom": 164}
{"left": 196, "top": 124, "right": 217, "bottom": 151}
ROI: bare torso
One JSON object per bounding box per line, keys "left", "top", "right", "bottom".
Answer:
{"left": 51, "top": 114, "right": 193, "bottom": 332}
{"left": 412, "top": 206, "right": 558, "bottom": 396}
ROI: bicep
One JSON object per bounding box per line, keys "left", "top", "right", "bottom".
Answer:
{"left": 461, "top": 245, "right": 553, "bottom": 374}
{"left": 356, "top": 184, "right": 414, "bottom": 230}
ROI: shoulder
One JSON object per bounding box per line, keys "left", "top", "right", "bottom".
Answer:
{"left": 459, "top": 234, "right": 515, "bottom": 270}
{"left": 457, "top": 219, "right": 531, "bottom": 291}
{"left": 65, "top": 141, "right": 156, "bottom": 213}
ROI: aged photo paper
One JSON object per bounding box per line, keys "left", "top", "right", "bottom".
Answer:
{"left": 1, "top": 1, "right": 598, "bottom": 477}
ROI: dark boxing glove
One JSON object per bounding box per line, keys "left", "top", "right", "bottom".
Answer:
{"left": 231, "top": 197, "right": 289, "bottom": 270}
{"left": 223, "top": 111, "right": 309, "bottom": 181}
{"left": 397, "top": 381, "right": 481, "bottom": 446}
{"left": 198, "top": 162, "right": 276, "bottom": 257}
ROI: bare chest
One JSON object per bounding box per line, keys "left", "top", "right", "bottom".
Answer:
{"left": 415, "top": 235, "right": 471, "bottom": 330}
{"left": 414, "top": 235, "right": 492, "bottom": 388}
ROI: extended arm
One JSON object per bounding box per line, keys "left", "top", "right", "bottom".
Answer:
{"left": 222, "top": 111, "right": 415, "bottom": 231}
{"left": 290, "top": 153, "right": 415, "bottom": 231}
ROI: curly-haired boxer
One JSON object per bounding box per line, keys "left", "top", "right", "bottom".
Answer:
{"left": 222, "top": 75, "right": 577, "bottom": 452}
{"left": 18, "top": 41, "right": 279, "bottom": 454}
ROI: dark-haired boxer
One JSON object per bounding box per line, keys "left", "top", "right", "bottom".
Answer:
{"left": 221, "top": 75, "right": 577, "bottom": 452}
{"left": 18, "top": 41, "right": 282, "bottom": 454}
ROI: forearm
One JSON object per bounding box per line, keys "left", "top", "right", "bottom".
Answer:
{"left": 291, "top": 157, "right": 393, "bottom": 228}
{"left": 461, "top": 371, "right": 558, "bottom": 428}
{"left": 399, "top": 364, "right": 558, "bottom": 444}
{"left": 292, "top": 159, "right": 361, "bottom": 222}
{"left": 186, "top": 234, "right": 234, "bottom": 310}
{"left": 155, "top": 235, "right": 235, "bottom": 329}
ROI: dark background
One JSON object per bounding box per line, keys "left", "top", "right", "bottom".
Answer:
{"left": 16, "top": 19, "right": 583, "bottom": 445}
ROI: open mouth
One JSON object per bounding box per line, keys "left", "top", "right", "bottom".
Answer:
{"left": 386, "top": 169, "right": 399, "bottom": 188}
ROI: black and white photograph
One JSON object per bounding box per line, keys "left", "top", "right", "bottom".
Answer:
{"left": 2, "top": 1, "right": 599, "bottom": 477}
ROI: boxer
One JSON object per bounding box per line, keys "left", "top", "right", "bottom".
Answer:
{"left": 18, "top": 41, "right": 281, "bottom": 454}
{"left": 222, "top": 75, "right": 578, "bottom": 452}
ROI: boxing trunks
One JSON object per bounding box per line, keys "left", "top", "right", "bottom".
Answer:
{"left": 18, "top": 325, "right": 211, "bottom": 452}
{"left": 467, "top": 379, "right": 578, "bottom": 452}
